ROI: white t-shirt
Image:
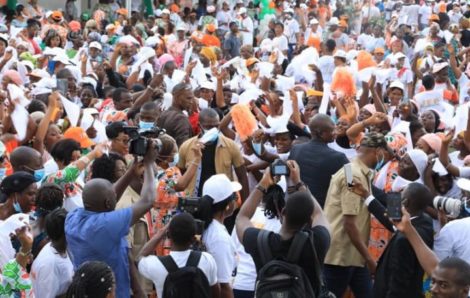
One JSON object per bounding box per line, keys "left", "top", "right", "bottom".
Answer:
{"left": 284, "top": 18, "right": 300, "bottom": 44}
{"left": 272, "top": 35, "right": 289, "bottom": 53}
{"left": 138, "top": 250, "right": 217, "bottom": 298}
{"left": 202, "top": 220, "right": 237, "bottom": 283}
{"left": 240, "top": 17, "right": 254, "bottom": 46}
{"left": 31, "top": 243, "right": 74, "bottom": 298}
{"left": 399, "top": 4, "right": 420, "bottom": 27}
{"left": 232, "top": 207, "right": 281, "bottom": 291}
{"left": 458, "top": 74, "right": 470, "bottom": 105}
{"left": 450, "top": 151, "right": 465, "bottom": 168}
{"left": 434, "top": 217, "right": 470, "bottom": 264}
{"left": 413, "top": 89, "right": 445, "bottom": 112}
{"left": 419, "top": 5, "right": 432, "bottom": 25}
{"left": 216, "top": 10, "right": 232, "bottom": 31}
{"left": 357, "top": 34, "right": 375, "bottom": 50}
{"left": 318, "top": 55, "right": 335, "bottom": 84}
{"left": 362, "top": 5, "right": 380, "bottom": 19}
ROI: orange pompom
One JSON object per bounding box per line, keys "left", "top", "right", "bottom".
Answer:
{"left": 331, "top": 67, "right": 356, "bottom": 97}
{"left": 357, "top": 51, "right": 377, "bottom": 71}
{"left": 231, "top": 104, "right": 258, "bottom": 141}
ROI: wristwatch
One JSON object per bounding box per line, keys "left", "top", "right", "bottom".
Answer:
{"left": 256, "top": 184, "right": 268, "bottom": 194}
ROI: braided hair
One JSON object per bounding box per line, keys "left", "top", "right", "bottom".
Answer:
{"left": 66, "top": 261, "right": 115, "bottom": 298}
{"left": 35, "top": 183, "right": 64, "bottom": 218}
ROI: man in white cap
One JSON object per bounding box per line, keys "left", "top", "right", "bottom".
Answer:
{"left": 283, "top": 8, "right": 300, "bottom": 60}
{"left": 199, "top": 5, "right": 218, "bottom": 31}
{"left": 237, "top": 7, "right": 254, "bottom": 46}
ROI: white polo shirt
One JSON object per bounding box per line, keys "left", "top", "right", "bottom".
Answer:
{"left": 434, "top": 217, "right": 470, "bottom": 264}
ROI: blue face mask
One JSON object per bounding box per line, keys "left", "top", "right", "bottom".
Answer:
{"left": 139, "top": 121, "right": 154, "bottom": 131}
{"left": 375, "top": 153, "right": 385, "bottom": 171}
{"left": 0, "top": 168, "right": 6, "bottom": 181}
{"left": 201, "top": 128, "right": 219, "bottom": 144}
{"left": 169, "top": 153, "right": 179, "bottom": 168}
{"left": 13, "top": 197, "right": 23, "bottom": 214}
{"left": 33, "top": 168, "right": 45, "bottom": 182}
{"left": 252, "top": 142, "right": 262, "bottom": 155}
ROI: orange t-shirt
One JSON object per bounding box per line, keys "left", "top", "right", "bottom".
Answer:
{"left": 201, "top": 34, "right": 221, "bottom": 48}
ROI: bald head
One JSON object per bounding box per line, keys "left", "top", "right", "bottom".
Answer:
{"left": 308, "top": 114, "right": 336, "bottom": 143}
{"left": 10, "top": 146, "right": 43, "bottom": 173}
{"left": 83, "top": 178, "right": 117, "bottom": 212}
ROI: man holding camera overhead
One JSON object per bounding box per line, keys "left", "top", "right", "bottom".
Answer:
{"left": 323, "top": 132, "right": 393, "bottom": 298}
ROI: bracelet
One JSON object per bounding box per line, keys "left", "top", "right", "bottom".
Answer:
{"left": 294, "top": 181, "right": 306, "bottom": 191}
{"left": 256, "top": 184, "right": 268, "bottom": 194}
{"left": 18, "top": 249, "right": 31, "bottom": 257}
{"left": 147, "top": 85, "right": 156, "bottom": 92}
{"left": 190, "top": 161, "right": 200, "bottom": 166}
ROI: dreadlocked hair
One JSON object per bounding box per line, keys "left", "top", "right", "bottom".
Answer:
{"left": 66, "top": 261, "right": 115, "bottom": 298}
{"left": 263, "top": 184, "right": 286, "bottom": 219}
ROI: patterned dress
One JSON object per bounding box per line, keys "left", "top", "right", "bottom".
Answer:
{"left": 0, "top": 260, "right": 32, "bottom": 298}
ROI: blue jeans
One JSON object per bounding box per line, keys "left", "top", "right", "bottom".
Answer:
{"left": 233, "top": 289, "right": 255, "bottom": 298}
{"left": 324, "top": 264, "right": 373, "bottom": 298}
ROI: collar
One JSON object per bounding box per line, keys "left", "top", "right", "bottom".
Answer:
{"left": 354, "top": 158, "right": 373, "bottom": 178}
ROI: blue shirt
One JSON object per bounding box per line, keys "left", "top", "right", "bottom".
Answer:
{"left": 65, "top": 207, "right": 132, "bottom": 298}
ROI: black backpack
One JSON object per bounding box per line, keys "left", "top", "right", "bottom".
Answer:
{"left": 255, "top": 230, "right": 324, "bottom": 298}
{"left": 158, "top": 251, "right": 211, "bottom": 298}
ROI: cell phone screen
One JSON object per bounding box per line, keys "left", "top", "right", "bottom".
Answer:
{"left": 56, "top": 79, "right": 68, "bottom": 96}
{"left": 387, "top": 196, "right": 402, "bottom": 221}
{"left": 274, "top": 165, "right": 288, "bottom": 175}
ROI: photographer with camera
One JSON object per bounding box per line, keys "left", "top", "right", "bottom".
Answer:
{"left": 106, "top": 121, "right": 132, "bottom": 158}
{"left": 236, "top": 160, "right": 330, "bottom": 298}
{"left": 138, "top": 213, "right": 218, "bottom": 298}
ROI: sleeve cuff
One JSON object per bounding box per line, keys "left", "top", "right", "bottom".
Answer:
{"left": 364, "top": 195, "right": 375, "bottom": 206}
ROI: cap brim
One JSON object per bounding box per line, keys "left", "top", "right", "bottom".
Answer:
{"left": 80, "top": 138, "right": 95, "bottom": 148}
{"left": 231, "top": 181, "right": 242, "bottom": 193}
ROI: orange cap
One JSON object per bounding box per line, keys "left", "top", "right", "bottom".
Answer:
{"left": 206, "top": 23, "right": 216, "bottom": 32}
{"left": 116, "top": 8, "right": 128, "bottom": 16}
{"left": 51, "top": 11, "right": 63, "bottom": 21}
{"left": 64, "top": 127, "right": 95, "bottom": 148}
{"left": 69, "top": 21, "right": 81, "bottom": 33}
{"left": 170, "top": 4, "right": 180, "bottom": 13}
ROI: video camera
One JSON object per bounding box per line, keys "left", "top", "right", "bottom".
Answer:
{"left": 177, "top": 197, "right": 205, "bottom": 235}
{"left": 123, "top": 125, "right": 165, "bottom": 156}
{"left": 433, "top": 196, "right": 470, "bottom": 218}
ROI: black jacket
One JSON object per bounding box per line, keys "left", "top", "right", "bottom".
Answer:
{"left": 373, "top": 213, "right": 434, "bottom": 298}
{"left": 289, "top": 140, "right": 349, "bottom": 207}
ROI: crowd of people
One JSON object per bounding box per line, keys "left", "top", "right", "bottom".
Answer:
{"left": 1, "top": 0, "right": 470, "bottom": 297}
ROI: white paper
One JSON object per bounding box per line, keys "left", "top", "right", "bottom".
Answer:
{"left": 296, "top": 91, "right": 305, "bottom": 112}
{"left": 7, "top": 84, "right": 29, "bottom": 107}
{"left": 358, "top": 67, "right": 376, "bottom": 83}
{"left": 60, "top": 95, "right": 81, "bottom": 127}
{"left": 192, "top": 60, "right": 207, "bottom": 85}
{"left": 11, "top": 103, "right": 29, "bottom": 141}
{"left": 275, "top": 75, "right": 295, "bottom": 92}
{"left": 257, "top": 62, "right": 274, "bottom": 79}
{"left": 318, "top": 83, "right": 331, "bottom": 115}
{"left": 0, "top": 214, "right": 29, "bottom": 236}
{"left": 238, "top": 88, "right": 264, "bottom": 105}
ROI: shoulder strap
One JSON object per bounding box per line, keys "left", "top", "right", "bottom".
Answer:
{"left": 159, "top": 255, "right": 179, "bottom": 273}
{"left": 286, "top": 231, "right": 309, "bottom": 263}
{"left": 306, "top": 230, "right": 325, "bottom": 288}
{"left": 186, "top": 251, "right": 202, "bottom": 267}
{"left": 257, "top": 230, "right": 273, "bottom": 265}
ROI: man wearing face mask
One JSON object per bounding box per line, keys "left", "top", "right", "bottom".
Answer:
{"left": 177, "top": 108, "right": 249, "bottom": 202}
{"left": 137, "top": 101, "right": 160, "bottom": 132}
{"left": 323, "top": 132, "right": 393, "bottom": 298}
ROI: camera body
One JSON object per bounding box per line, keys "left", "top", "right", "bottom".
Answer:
{"left": 177, "top": 197, "right": 205, "bottom": 235}
{"left": 271, "top": 159, "right": 290, "bottom": 176}
{"left": 433, "top": 196, "right": 465, "bottom": 218}
{"left": 123, "top": 126, "right": 165, "bottom": 156}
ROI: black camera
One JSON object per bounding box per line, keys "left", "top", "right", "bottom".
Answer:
{"left": 177, "top": 197, "right": 205, "bottom": 235}
{"left": 123, "top": 125, "right": 165, "bottom": 156}
{"left": 271, "top": 159, "right": 290, "bottom": 176}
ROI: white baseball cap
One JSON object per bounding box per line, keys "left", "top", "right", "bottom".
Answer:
{"left": 333, "top": 49, "right": 347, "bottom": 59}
{"left": 207, "top": 5, "right": 216, "bottom": 13}
{"left": 203, "top": 174, "right": 242, "bottom": 203}
{"left": 389, "top": 80, "right": 405, "bottom": 91}
{"left": 238, "top": 7, "right": 247, "bottom": 15}
{"left": 328, "top": 17, "right": 339, "bottom": 26}
{"left": 162, "top": 8, "right": 170, "bottom": 14}
{"left": 200, "top": 81, "right": 216, "bottom": 91}
{"left": 394, "top": 52, "right": 406, "bottom": 60}
{"left": 89, "top": 41, "right": 102, "bottom": 51}
{"left": 310, "top": 18, "right": 319, "bottom": 25}
{"left": 176, "top": 23, "right": 188, "bottom": 31}
{"left": 432, "top": 61, "right": 449, "bottom": 73}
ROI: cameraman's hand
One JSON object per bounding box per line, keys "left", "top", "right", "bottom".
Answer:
{"left": 348, "top": 179, "right": 370, "bottom": 198}
{"left": 143, "top": 140, "right": 159, "bottom": 165}
{"left": 259, "top": 166, "right": 275, "bottom": 189}
{"left": 286, "top": 160, "right": 301, "bottom": 185}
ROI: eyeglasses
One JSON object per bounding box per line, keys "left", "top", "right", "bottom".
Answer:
{"left": 114, "top": 138, "right": 130, "bottom": 144}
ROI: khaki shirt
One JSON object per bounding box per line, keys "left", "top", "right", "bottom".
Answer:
{"left": 177, "top": 134, "right": 245, "bottom": 196}
{"left": 324, "top": 158, "right": 372, "bottom": 267}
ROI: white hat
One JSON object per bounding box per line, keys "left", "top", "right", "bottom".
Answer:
{"left": 407, "top": 149, "right": 428, "bottom": 178}
{"left": 207, "top": 5, "right": 216, "bottom": 13}
{"left": 238, "top": 7, "right": 247, "bottom": 15}
{"left": 284, "top": 8, "right": 294, "bottom": 14}
{"left": 162, "top": 8, "right": 170, "bottom": 14}
{"left": 200, "top": 81, "right": 216, "bottom": 91}
{"left": 328, "top": 17, "right": 339, "bottom": 26}
{"left": 145, "top": 36, "right": 161, "bottom": 48}
{"left": 89, "top": 41, "right": 102, "bottom": 51}
{"left": 81, "top": 76, "right": 98, "bottom": 89}
{"left": 310, "top": 18, "right": 319, "bottom": 25}
{"left": 333, "top": 49, "right": 347, "bottom": 59}
{"left": 432, "top": 62, "right": 449, "bottom": 73}
{"left": 21, "top": 61, "right": 35, "bottom": 71}
{"left": 52, "top": 53, "right": 71, "bottom": 65}
{"left": 394, "top": 52, "right": 406, "bottom": 60}
{"left": 389, "top": 80, "right": 405, "bottom": 91}
{"left": 202, "top": 174, "right": 242, "bottom": 203}
{"left": 28, "top": 69, "right": 51, "bottom": 79}
{"left": 176, "top": 23, "right": 188, "bottom": 31}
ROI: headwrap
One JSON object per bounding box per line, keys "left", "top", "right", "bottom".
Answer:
{"left": 385, "top": 132, "right": 408, "bottom": 159}
{"left": 420, "top": 133, "right": 442, "bottom": 154}
{"left": 362, "top": 104, "right": 376, "bottom": 115}
{"left": 200, "top": 47, "right": 217, "bottom": 64}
